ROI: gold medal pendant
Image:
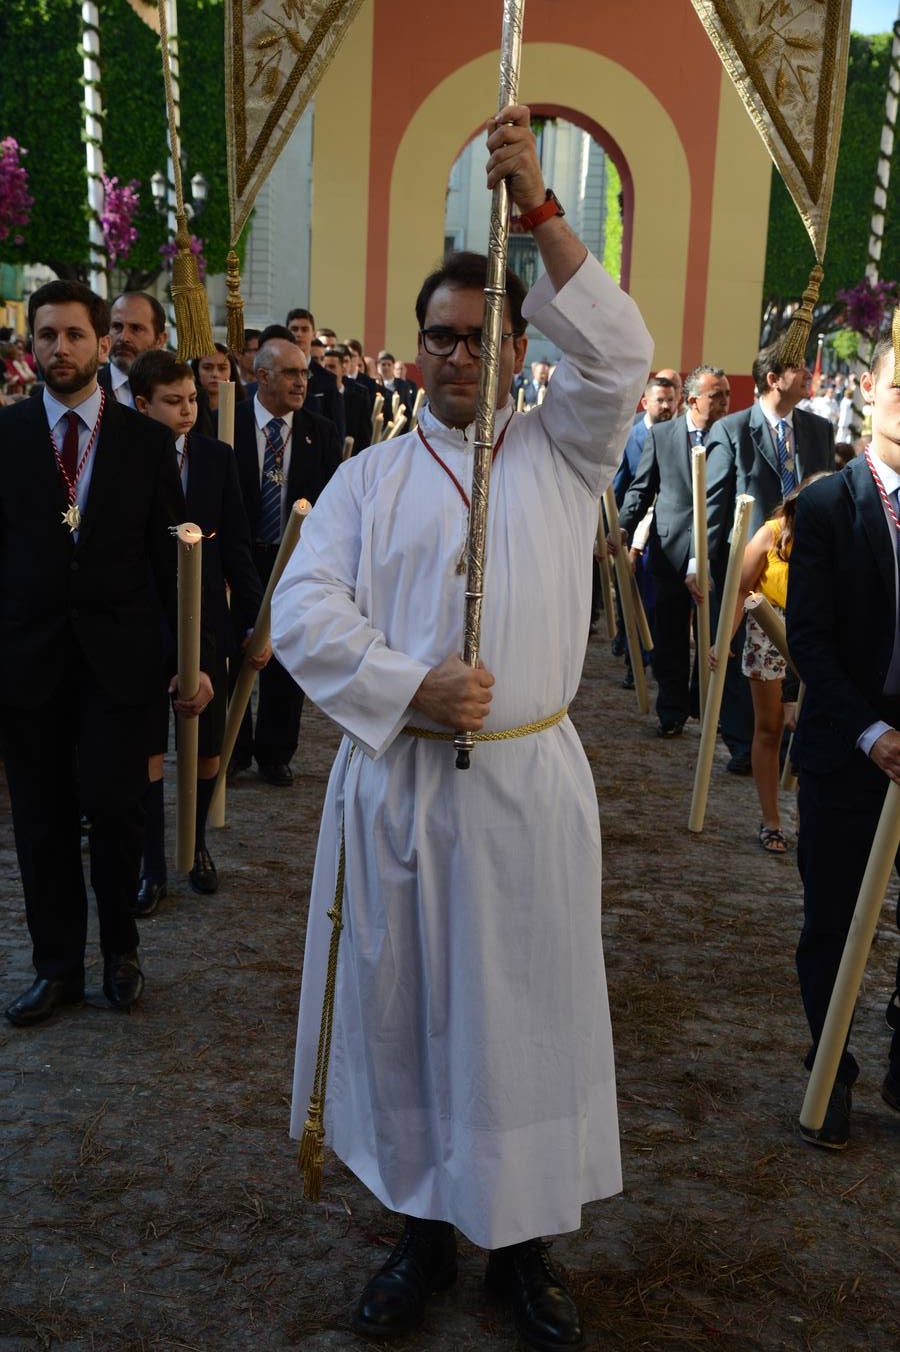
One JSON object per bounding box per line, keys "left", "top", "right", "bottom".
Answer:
{"left": 62, "top": 501, "right": 81, "bottom": 534}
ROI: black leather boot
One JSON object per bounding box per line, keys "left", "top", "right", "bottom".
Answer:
{"left": 351, "top": 1215, "right": 457, "bottom": 1337}
{"left": 486, "top": 1238, "right": 585, "bottom": 1351}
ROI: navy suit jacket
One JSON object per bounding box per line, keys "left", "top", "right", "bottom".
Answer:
{"left": 233, "top": 399, "right": 342, "bottom": 537}
{"left": 0, "top": 394, "right": 204, "bottom": 708}
{"left": 704, "top": 401, "right": 834, "bottom": 559}
{"left": 787, "top": 454, "right": 897, "bottom": 774}
{"left": 618, "top": 414, "right": 697, "bottom": 581}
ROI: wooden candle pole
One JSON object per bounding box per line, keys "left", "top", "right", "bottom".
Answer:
{"left": 175, "top": 523, "right": 203, "bottom": 872}
{"left": 691, "top": 445, "right": 711, "bottom": 718}
{"left": 595, "top": 507, "right": 616, "bottom": 641}
{"left": 208, "top": 380, "right": 236, "bottom": 830}
{"left": 688, "top": 495, "right": 754, "bottom": 834}
{"left": 210, "top": 499, "right": 310, "bottom": 819}
{"left": 603, "top": 487, "right": 649, "bottom": 715}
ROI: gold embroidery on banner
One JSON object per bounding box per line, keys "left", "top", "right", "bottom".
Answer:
{"left": 227, "top": 0, "right": 365, "bottom": 240}
{"left": 710, "top": 0, "right": 841, "bottom": 202}
{"left": 691, "top": 0, "right": 850, "bottom": 256}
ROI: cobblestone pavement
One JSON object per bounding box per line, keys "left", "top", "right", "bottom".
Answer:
{"left": 1, "top": 630, "right": 898, "bottom": 1350}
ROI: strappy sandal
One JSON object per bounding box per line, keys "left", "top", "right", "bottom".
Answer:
{"left": 758, "top": 824, "right": 787, "bottom": 853}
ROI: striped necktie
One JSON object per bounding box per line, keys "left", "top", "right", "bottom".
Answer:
{"left": 690, "top": 428, "right": 704, "bottom": 447}
{"left": 775, "top": 419, "right": 796, "bottom": 497}
{"left": 259, "top": 417, "right": 285, "bottom": 544}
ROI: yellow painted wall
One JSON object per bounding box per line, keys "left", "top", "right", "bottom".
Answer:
{"left": 309, "top": 0, "right": 374, "bottom": 338}
{"left": 703, "top": 67, "right": 772, "bottom": 373}
{"left": 384, "top": 44, "right": 691, "bottom": 363}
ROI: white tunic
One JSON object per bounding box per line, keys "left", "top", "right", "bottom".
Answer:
{"left": 271, "top": 255, "right": 652, "bottom": 1248}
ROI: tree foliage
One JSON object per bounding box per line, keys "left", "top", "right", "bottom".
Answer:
{"left": 0, "top": 0, "right": 230, "bottom": 277}
{"left": 764, "top": 32, "right": 900, "bottom": 310}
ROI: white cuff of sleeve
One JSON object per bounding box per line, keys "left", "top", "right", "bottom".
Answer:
{"left": 687, "top": 557, "right": 697, "bottom": 576}
{"left": 858, "top": 720, "right": 892, "bottom": 756}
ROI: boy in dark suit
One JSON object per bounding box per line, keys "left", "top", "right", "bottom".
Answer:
{"left": 130, "top": 350, "right": 268, "bottom": 909}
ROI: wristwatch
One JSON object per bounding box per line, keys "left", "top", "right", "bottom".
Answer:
{"left": 512, "top": 189, "right": 565, "bottom": 232}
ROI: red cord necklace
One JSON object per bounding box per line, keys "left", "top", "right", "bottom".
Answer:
{"left": 416, "top": 409, "right": 515, "bottom": 573}
{"left": 50, "top": 389, "right": 106, "bottom": 534}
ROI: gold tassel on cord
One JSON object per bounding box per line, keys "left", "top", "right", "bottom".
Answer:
{"left": 297, "top": 782, "right": 350, "bottom": 1202}
{"left": 158, "top": 0, "right": 213, "bottom": 361}
{"left": 891, "top": 302, "right": 900, "bottom": 389}
{"left": 171, "top": 212, "right": 214, "bottom": 362}
{"left": 776, "top": 263, "right": 824, "bottom": 369}
{"left": 226, "top": 249, "right": 245, "bottom": 355}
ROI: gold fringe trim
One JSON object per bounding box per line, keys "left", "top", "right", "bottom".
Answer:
{"left": 776, "top": 264, "right": 823, "bottom": 370}
{"left": 297, "top": 756, "right": 352, "bottom": 1201}
{"left": 892, "top": 303, "right": 900, "bottom": 389}
{"left": 402, "top": 706, "right": 568, "bottom": 743}
{"left": 226, "top": 250, "right": 245, "bottom": 356}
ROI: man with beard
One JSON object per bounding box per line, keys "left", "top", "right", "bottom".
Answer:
{"left": 102, "top": 291, "right": 168, "bottom": 406}
{"left": 1, "top": 280, "right": 212, "bottom": 1028}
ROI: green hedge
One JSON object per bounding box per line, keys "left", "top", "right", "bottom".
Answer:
{"left": 764, "top": 32, "right": 900, "bottom": 306}
{"left": 0, "top": 0, "right": 231, "bottom": 275}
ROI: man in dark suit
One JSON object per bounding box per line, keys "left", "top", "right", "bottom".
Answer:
{"left": 100, "top": 291, "right": 168, "bottom": 407}
{"left": 285, "top": 309, "right": 346, "bottom": 443}
{"left": 232, "top": 338, "right": 342, "bottom": 785}
{"left": 688, "top": 343, "right": 835, "bottom": 771}
{"left": 130, "top": 349, "right": 267, "bottom": 908}
{"left": 344, "top": 338, "right": 378, "bottom": 411}
{"left": 615, "top": 365, "right": 730, "bottom": 737}
{"left": 376, "top": 350, "right": 417, "bottom": 432}
{"left": 1, "top": 280, "right": 212, "bottom": 1027}
{"left": 786, "top": 333, "right": 900, "bottom": 1149}
{"left": 323, "top": 344, "right": 371, "bottom": 455}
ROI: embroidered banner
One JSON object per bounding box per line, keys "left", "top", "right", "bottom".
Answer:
{"left": 226, "top": 0, "right": 365, "bottom": 242}
{"left": 690, "top": 0, "right": 852, "bottom": 259}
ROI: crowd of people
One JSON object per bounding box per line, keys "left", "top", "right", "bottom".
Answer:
{"left": 1, "top": 100, "right": 898, "bottom": 1351}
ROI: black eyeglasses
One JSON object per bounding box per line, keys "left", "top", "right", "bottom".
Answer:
{"left": 419, "top": 328, "right": 514, "bottom": 358}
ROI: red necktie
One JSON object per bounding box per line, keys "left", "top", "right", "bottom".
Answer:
{"left": 61, "top": 411, "right": 80, "bottom": 482}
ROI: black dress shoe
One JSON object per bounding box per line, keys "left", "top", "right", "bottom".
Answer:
{"left": 103, "top": 951, "right": 144, "bottom": 1009}
{"left": 257, "top": 761, "right": 293, "bottom": 787}
{"left": 351, "top": 1216, "right": 457, "bottom": 1337}
{"left": 799, "top": 1081, "right": 851, "bottom": 1150}
{"left": 621, "top": 670, "right": 635, "bottom": 690}
{"left": 656, "top": 719, "right": 685, "bottom": 739}
{"left": 5, "top": 974, "right": 85, "bottom": 1028}
{"left": 882, "top": 1070, "right": 900, "bottom": 1112}
{"left": 189, "top": 847, "right": 218, "bottom": 895}
{"left": 486, "top": 1239, "right": 585, "bottom": 1351}
{"left": 134, "top": 877, "right": 167, "bottom": 918}
{"left": 726, "top": 753, "right": 753, "bottom": 775}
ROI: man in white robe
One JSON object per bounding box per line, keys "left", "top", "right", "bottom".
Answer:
{"left": 271, "top": 104, "right": 652, "bottom": 1350}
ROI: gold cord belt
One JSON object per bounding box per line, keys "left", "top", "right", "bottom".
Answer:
{"left": 401, "top": 706, "right": 568, "bottom": 743}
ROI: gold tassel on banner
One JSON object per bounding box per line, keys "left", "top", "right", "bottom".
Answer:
{"left": 158, "top": 0, "right": 214, "bottom": 360}
{"left": 226, "top": 249, "right": 245, "bottom": 355}
{"left": 776, "top": 263, "right": 824, "bottom": 370}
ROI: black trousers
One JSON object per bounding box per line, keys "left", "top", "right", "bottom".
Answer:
{"left": 233, "top": 544, "right": 305, "bottom": 765}
{"left": 709, "top": 553, "right": 753, "bottom": 760}
{"left": 650, "top": 571, "right": 697, "bottom": 726}
{"left": 796, "top": 752, "right": 900, "bottom": 1085}
{"left": 3, "top": 657, "right": 149, "bottom": 980}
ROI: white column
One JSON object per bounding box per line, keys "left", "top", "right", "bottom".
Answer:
{"left": 81, "top": 2, "right": 107, "bottom": 296}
